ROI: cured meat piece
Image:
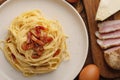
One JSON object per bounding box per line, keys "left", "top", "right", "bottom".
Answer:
{"left": 98, "top": 20, "right": 120, "bottom": 33}
{"left": 97, "top": 38, "right": 120, "bottom": 49}
{"left": 104, "top": 46, "right": 120, "bottom": 53}
{"left": 95, "top": 30, "right": 120, "bottom": 39}
{"left": 104, "top": 46, "right": 120, "bottom": 70}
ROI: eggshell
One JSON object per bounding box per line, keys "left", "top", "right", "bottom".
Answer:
{"left": 79, "top": 64, "right": 100, "bottom": 80}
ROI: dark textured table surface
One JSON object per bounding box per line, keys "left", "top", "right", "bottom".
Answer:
{"left": 0, "top": 0, "right": 120, "bottom": 80}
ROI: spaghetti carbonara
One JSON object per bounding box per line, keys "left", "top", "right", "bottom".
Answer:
{"left": 2, "top": 10, "right": 69, "bottom": 76}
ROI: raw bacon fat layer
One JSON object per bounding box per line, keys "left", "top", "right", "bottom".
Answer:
{"left": 104, "top": 46, "right": 120, "bottom": 53}
{"left": 97, "top": 38, "right": 120, "bottom": 49}
{"left": 98, "top": 20, "right": 120, "bottom": 33}
{"left": 95, "top": 30, "right": 120, "bottom": 39}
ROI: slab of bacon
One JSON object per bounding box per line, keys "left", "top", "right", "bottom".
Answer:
{"left": 97, "top": 38, "right": 120, "bottom": 49}
{"left": 96, "top": 20, "right": 120, "bottom": 70}
{"left": 95, "top": 30, "right": 120, "bottom": 39}
{"left": 98, "top": 20, "right": 120, "bottom": 33}
{"left": 96, "top": 20, "right": 120, "bottom": 49}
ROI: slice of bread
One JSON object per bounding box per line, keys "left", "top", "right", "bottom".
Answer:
{"left": 104, "top": 48, "right": 120, "bottom": 70}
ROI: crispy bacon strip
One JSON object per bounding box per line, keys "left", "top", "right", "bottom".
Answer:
{"left": 31, "top": 54, "right": 40, "bottom": 59}
{"left": 53, "top": 49, "right": 61, "bottom": 57}
{"left": 44, "top": 36, "right": 53, "bottom": 43}
{"left": 21, "top": 43, "right": 28, "bottom": 50}
{"left": 36, "top": 26, "right": 46, "bottom": 30}
{"left": 30, "top": 29, "right": 39, "bottom": 38}
{"left": 27, "top": 32, "right": 32, "bottom": 43}
{"left": 21, "top": 42, "right": 34, "bottom": 50}
{"left": 31, "top": 35, "right": 45, "bottom": 46}
{"left": 21, "top": 26, "right": 53, "bottom": 59}
{"left": 6, "top": 37, "right": 11, "bottom": 42}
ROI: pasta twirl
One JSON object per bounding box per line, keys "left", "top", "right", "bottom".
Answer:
{"left": 2, "top": 10, "right": 69, "bottom": 76}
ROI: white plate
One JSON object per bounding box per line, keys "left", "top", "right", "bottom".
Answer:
{"left": 0, "top": 0, "right": 88, "bottom": 80}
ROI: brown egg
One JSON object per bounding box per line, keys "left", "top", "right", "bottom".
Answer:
{"left": 66, "top": 0, "right": 78, "bottom": 3}
{"left": 79, "top": 64, "right": 100, "bottom": 80}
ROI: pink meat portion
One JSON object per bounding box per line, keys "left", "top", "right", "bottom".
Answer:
{"left": 98, "top": 20, "right": 120, "bottom": 33}
{"left": 95, "top": 30, "right": 120, "bottom": 39}
{"left": 97, "top": 38, "right": 120, "bottom": 49}
{"left": 104, "top": 46, "right": 120, "bottom": 53}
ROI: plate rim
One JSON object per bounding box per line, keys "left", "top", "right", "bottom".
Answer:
{"left": 62, "top": 0, "right": 89, "bottom": 80}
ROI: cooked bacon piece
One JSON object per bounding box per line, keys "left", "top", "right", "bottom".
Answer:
{"left": 98, "top": 20, "right": 120, "bottom": 33}
{"left": 30, "top": 26, "right": 46, "bottom": 38}
{"left": 35, "top": 26, "right": 41, "bottom": 33}
{"left": 31, "top": 35, "right": 45, "bottom": 46}
{"left": 37, "top": 51, "right": 43, "bottom": 56}
{"left": 11, "top": 54, "right": 18, "bottom": 63}
{"left": 31, "top": 54, "right": 40, "bottom": 59}
{"left": 27, "top": 32, "right": 32, "bottom": 43}
{"left": 21, "top": 43, "right": 28, "bottom": 50}
{"left": 21, "top": 42, "right": 34, "bottom": 50}
{"left": 30, "top": 29, "right": 40, "bottom": 38}
{"left": 21, "top": 26, "right": 53, "bottom": 59}
{"left": 36, "top": 26, "right": 46, "bottom": 30}
{"left": 97, "top": 38, "right": 120, "bottom": 49}
{"left": 11, "top": 53, "right": 16, "bottom": 59}
{"left": 27, "top": 43, "right": 34, "bottom": 49}
{"left": 34, "top": 46, "right": 44, "bottom": 51}
{"left": 95, "top": 30, "right": 120, "bottom": 39}
{"left": 44, "top": 36, "right": 53, "bottom": 43}
{"left": 53, "top": 49, "right": 61, "bottom": 57}
{"left": 39, "top": 34, "right": 53, "bottom": 43}
{"left": 6, "top": 37, "right": 11, "bottom": 43}
{"left": 32, "top": 44, "right": 44, "bottom": 57}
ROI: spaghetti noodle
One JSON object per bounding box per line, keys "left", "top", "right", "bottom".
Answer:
{"left": 2, "top": 10, "right": 69, "bottom": 76}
